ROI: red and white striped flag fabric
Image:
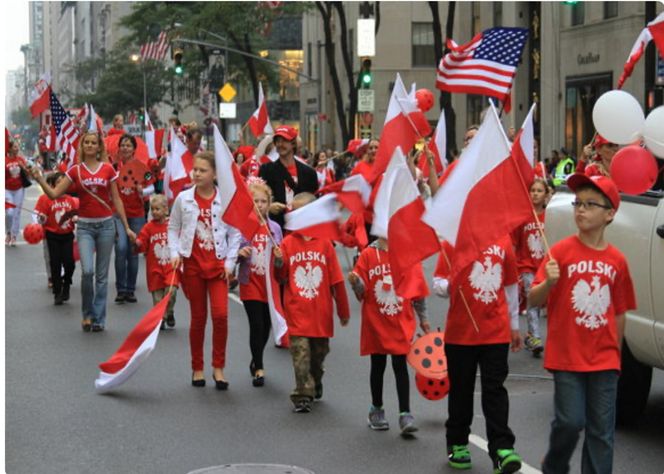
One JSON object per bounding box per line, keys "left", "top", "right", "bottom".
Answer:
{"left": 50, "top": 91, "right": 80, "bottom": 169}
{"left": 423, "top": 103, "right": 533, "bottom": 281}
{"left": 45, "top": 124, "right": 56, "bottom": 152}
{"left": 95, "top": 293, "right": 171, "bottom": 393}
{"left": 247, "top": 83, "right": 274, "bottom": 138}
{"left": 511, "top": 103, "right": 536, "bottom": 189}
{"left": 369, "top": 74, "right": 431, "bottom": 183}
{"left": 436, "top": 27, "right": 528, "bottom": 113}
{"left": 213, "top": 124, "right": 260, "bottom": 240}
{"left": 284, "top": 193, "right": 343, "bottom": 241}
{"left": 163, "top": 128, "right": 188, "bottom": 202}
{"left": 265, "top": 236, "right": 289, "bottom": 345}
{"left": 29, "top": 73, "right": 51, "bottom": 118}
{"left": 144, "top": 114, "right": 165, "bottom": 159}
{"left": 419, "top": 109, "right": 447, "bottom": 178}
{"left": 140, "top": 31, "right": 169, "bottom": 61}
{"left": 317, "top": 174, "right": 371, "bottom": 215}
{"left": 618, "top": 12, "right": 664, "bottom": 89}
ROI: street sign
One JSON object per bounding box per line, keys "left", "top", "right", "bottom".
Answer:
{"left": 357, "top": 19, "right": 376, "bottom": 57}
{"left": 656, "top": 54, "right": 664, "bottom": 86}
{"left": 359, "top": 125, "right": 372, "bottom": 139}
{"left": 219, "top": 83, "right": 237, "bottom": 102}
{"left": 219, "top": 103, "right": 237, "bottom": 119}
{"left": 358, "top": 89, "right": 375, "bottom": 112}
{"left": 125, "top": 124, "right": 142, "bottom": 135}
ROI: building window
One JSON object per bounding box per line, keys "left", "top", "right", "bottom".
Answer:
{"left": 307, "top": 42, "right": 312, "bottom": 78}
{"left": 493, "top": 3, "right": 502, "bottom": 27}
{"left": 565, "top": 73, "right": 612, "bottom": 158}
{"left": 472, "top": 3, "right": 481, "bottom": 34}
{"left": 412, "top": 22, "right": 435, "bottom": 67}
{"left": 466, "top": 95, "right": 485, "bottom": 129}
{"left": 571, "top": 3, "right": 585, "bottom": 26}
{"left": 604, "top": 2, "right": 618, "bottom": 19}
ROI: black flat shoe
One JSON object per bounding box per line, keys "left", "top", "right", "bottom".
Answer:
{"left": 249, "top": 360, "right": 256, "bottom": 376}
{"left": 114, "top": 293, "right": 125, "bottom": 304}
{"left": 252, "top": 375, "right": 265, "bottom": 387}
{"left": 124, "top": 293, "right": 137, "bottom": 303}
{"left": 191, "top": 374, "right": 206, "bottom": 387}
{"left": 213, "top": 374, "right": 229, "bottom": 391}
{"left": 91, "top": 324, "right": 105, "bottom": 332}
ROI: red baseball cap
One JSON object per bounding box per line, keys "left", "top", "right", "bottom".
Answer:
{"left": 567, "top": 173, "right": 620, "bottom": 210}
{"left": 273, "top": 125, "right": 298, "bottom": 142}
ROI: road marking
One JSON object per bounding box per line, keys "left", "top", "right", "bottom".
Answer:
{"left": 229, "top": 292, "right": 242, "bottom": 306}
{"left": 468, "top": 434, "right": 542, "bottom": 474}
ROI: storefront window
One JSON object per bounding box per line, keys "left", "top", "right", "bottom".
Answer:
{"left": 412, "top": 22, "right": 435, "bottom": 67}
{"left": 565, "top": 73, "right": 612, "bottom": 159}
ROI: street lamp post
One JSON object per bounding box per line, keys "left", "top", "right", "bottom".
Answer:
{"left": 131, "top": 53, "right": 148, "bottom": 130}
{"left": 20, "top": 44, "right": 30, "bottom": 107}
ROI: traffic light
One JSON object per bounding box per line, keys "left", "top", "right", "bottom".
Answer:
{"left": 173, "top": 48, "right": 184, "bottom": 75}
{"left": 360, "top": 58, "right": 372, "bottom": 88}
{"left": 138, "top": 107, "right": 145, "bottom": 122}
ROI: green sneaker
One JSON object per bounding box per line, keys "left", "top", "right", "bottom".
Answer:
{"left": 493, "top": 448, "right": 522, "bottom": 474}
{"left": 447, "top": 445, "right": 471, "bottom": 470}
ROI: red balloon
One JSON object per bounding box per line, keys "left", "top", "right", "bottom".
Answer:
{"left": 415, "top": 88, "right": 435, "bottom": 112}
{"left": 609, "top": 145, "right": 659, "bottom": 195}
{"left": 415, "top": 372, "right": 450, "bottom": 401}
{"left": 23, "top": 223, "right": 45, "bottom": 245}
{"left": 407, "top": 331, "right": 448, "bottom": 379}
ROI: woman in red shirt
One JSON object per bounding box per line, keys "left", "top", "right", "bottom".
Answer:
{"left": 113, "top": 134, "right": 151, "bottom": 304}
{"left": 31, "top": 131, "right": 136, "bottom": 333}
{"left": 5, "top": 139, "right": 29, "bottom": 246}
{"left": 313, "top": 150, "right": 335, "bottom": 189}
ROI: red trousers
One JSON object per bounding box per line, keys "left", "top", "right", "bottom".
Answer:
{"left": 183, "top": 271, "right": 229, "bottom": 371}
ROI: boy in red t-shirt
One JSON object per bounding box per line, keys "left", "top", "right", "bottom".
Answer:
{"left": 277, "top": 193, "right": 350, "bottom": 413}
{"left": 349, "top": 237, "right": 430, "bottom": 435}
{"left": 135, "top": 194, "right": 178, "bottom": 330}
{"left": 433, "top": 237, "right": 523, "bottom": 473}
{"left": 529, "top": 174, "right": 636, "bottom": 474}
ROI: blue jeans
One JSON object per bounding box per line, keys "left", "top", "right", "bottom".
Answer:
{"left": 542, "top": 370, "right": 619, "bottom": 474}
{"left": 114, "top": 215, "right": 145, "bottom": 294}
{"left": 77, "top": 218, "right": 116, "bottom": 326}
{"left": 5, "top": 187, "right": 25, "bottom": 238}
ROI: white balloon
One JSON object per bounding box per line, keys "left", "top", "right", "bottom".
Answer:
{"left": 592, "top": 90, "right": 645, "bottom": 145}
{"left": 643, "top": 106, "right": 664, "bottom": 158}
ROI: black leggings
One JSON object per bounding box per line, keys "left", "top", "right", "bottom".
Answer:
{"left": 45, "top": 231, "right": 75, "bottom": 295}
{"left": 242, "top": 300, "right": 272, "bottom": 371}
{"left": 370, "top": 354, "right": 410, "bottom": 413}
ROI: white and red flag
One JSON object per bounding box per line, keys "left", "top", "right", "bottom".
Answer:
{"left": 436, "top": 27, "right": 528, "bottom": 113}
{"left": 511, "top": 103, "right": 536, "bottom": 189}
{"left": 317, "top": 174, "right": 371, "bottom": 215}
{"left": 212, "top": 124, "right": 260, "bottom": 240}
{"left": 87, "top": 104, "right": 103, "bottom": 133}
{"left": 95, "top": 293, "right": 171, "bottom": 393}
{"left": 369, "top": 74, "right": 431, "bottom": 183}
{"left": 617, "top": 12, "right": 664, "bottom": 89}
{"left": 247, "top": 82, "right": 274, "bottom": 138}
{"left": 284, "top": 193, "right": 342, "bottom": 241}
{"left": 140, "top": 31, "right": 170, "bottom": 61}
{"left": 143, "top": 114, "right": 165, "bottom": 159}
{"left": 423, "top": 103, "right": 533, "bottom": 281}
{"left": 163, "top": 127, "right": 188, "bottom": 202}
{"left": 264, "top": 236, "right": 289, "bottom": 345}
{"left": 29, "top": 73, "right": 51, "bottom": 118}
{"left": 44, "top": 124, "right": 56, "bottom": 152}
{"left": 419, "top": 109, "right": 447, "bottom": 178}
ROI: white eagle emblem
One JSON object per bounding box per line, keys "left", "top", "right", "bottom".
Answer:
{"left": 9, "top": 164, "right": 20, "bottom": 178}
{"left": 373, "top": 278, "right": 403, "bottom": 316}
{"left": 153, "top": 242, "right": 170, "bottom": 266}
{"left": 469, "top": 257, "right": 502, "bottom": 304}
{"left": 120, "top": 186, "right": 133, "bottom": 196}
{"left": 294, "top": 262, "right": 323, "bottom": 300}
{"left": 195, "top": 219, "right": 214, "bottom": 250}
{"left": 527, "top": 232, "right": 545, "bottom": 260}
{"left": 571, "top": 276, "right": 611, "bottom": 330}
{"left": 54, "top": 209, "right": 70, "bottom": 229}
{"left": 251, "top": 243, "right": 267, "bottom": 275}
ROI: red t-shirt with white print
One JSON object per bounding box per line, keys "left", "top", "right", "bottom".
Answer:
{"left": 239, "top": 226, "right": 271, "bottom": 303}
{"left": 5, "top": 156, "right": 26, "bottom": 191}
{"left": 279, "top": 233, "right": 344, "bottom": 338}
{"left": 135, "top": 219, "right": 178, "bottom": 292}
{"left": 434, "top": 237, "right": 518, "bottom": 345}
{"left": 353, "top": 245, "right": 426, "bottom": 355}
{"left": 511, "top": 211, "right": 546, "bottom": 274}
{"left": 34, "top": 194, "right": 78, "bottom": 234}
{"left": 533, "top": 235, "right": 636, "bottom": 372}
{"left": 65, "top": 162, "right": 117, "bottom": 219}
{"left": 184, "top": 191, "right": 225, "bottom": 279}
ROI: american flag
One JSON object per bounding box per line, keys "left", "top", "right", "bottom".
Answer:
{"left": 436, "top": 27, "right": 528, "bottom": 113}
{"left": 50, "top": 92, "right": 80, "bottom": 169}
{"left": 140, "top": 31, "right": 169, "bottom": 61}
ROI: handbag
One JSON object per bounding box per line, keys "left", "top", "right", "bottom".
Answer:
{"left": 19, "top": 167, "right": 32, "bottom": 188}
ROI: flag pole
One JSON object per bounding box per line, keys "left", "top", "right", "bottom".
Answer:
{"left": 440, "top": 244, "right": 480, "bottom": 333}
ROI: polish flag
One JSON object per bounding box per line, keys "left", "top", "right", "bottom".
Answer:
{"left": 265, "top": 236, "right": 289, "bottom": 345}
{"left": 143, "top": 115, "right": 164, "bottom": 159}
{"left": 284, "top": 193, "right": 342, "bottom": 241}
{"left": 212, "top": 124, "right": 260, "bottom": 240}
{"left": 369, "top": 74, "right": 431, "bottom": 183}
{"left": 45, "top": 124, "right": 56, "bottom": 152}
{"left": 247, "top": 82, "right": 274, "bottom": 138}
{"left": 317, "top": 174, "right": 371, "bottom": 215}
{"left": 87, "top": 104, "right": 104, "bottom": 133}
{"left": 419, "top": 109, "right": 447, "bottom": 179}
{"left": 163, "top": 128, "right": 188, "bottom": 202}
{"left": 510, "top": 103, "right": 536, "bottom": 190}
{"left": 5, "top": 201, "right": 16, "bottom": 209}
{"left": 373, "top": 147, "right": 439, "bottom": 298}
{"left": 618, "top": 12, "right": 664, "bottom": 89}
{"left": 423, "top": 103, "right": 533, "bottom": 281}
{"left": 95, "top": 293, "right": 171, "bottom": 393}
{"left": 29, "top": 74, "right": 51, "bottom": 117}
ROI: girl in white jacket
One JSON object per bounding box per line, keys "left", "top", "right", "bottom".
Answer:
{"left": 168, "top": 151, "right": 241, "bottom": 390}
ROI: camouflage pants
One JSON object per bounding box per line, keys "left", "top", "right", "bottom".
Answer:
{"left": 151, "top": 288, "right": 177, "bottom": 317}
{"left": 289, "top": 336, "right": 330, "bottom": 403}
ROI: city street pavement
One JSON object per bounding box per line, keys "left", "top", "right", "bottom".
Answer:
{"left": 5, "top": 186, "right": 664, "bottom": 474}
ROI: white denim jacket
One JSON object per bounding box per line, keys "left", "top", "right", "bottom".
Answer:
{"left": 168, "top": 186, "right": 242, "bottom": 272}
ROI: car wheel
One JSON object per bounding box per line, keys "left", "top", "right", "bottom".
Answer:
{"left": 616, "top": 341, "right": 652, "bottom": 426}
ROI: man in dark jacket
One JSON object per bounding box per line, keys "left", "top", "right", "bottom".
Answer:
{"left": 259, "top": 125, "right": 318, "bottom": 227}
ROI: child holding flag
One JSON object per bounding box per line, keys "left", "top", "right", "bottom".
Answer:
{"left": 168, "top": 151, "right": 242, "bottom": 390}
{"left": 135, "top": 194, "right": 178, "bottom": 330}
{"left": 277, "top": 192, "right": 350, "bottom": 413}
{"left": 348, "top": 237, "right": 430, "bottom": 435}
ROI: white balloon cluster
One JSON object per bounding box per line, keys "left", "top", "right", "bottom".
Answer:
{"left": 592, "top": 90, "right": 664, "bottom": 158}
